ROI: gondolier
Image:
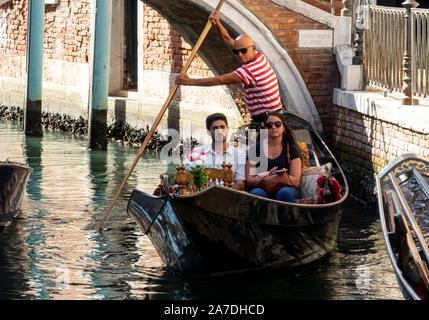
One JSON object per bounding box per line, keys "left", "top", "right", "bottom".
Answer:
{"left": 175, "top": 10, "right": 283, "bottom": 125}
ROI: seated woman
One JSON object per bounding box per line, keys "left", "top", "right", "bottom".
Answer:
{"left": 246, "top": 111, "right": 302, "bottom": 203}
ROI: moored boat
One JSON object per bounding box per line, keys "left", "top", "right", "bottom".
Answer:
{"left": 376, "top": 153, "right": 429, "bottom": 300}
{"left": 127, "top": 111, "right": 349, "bottom": 276}
{"left": 0, "top": 160, "right": 33, "bottom": 228}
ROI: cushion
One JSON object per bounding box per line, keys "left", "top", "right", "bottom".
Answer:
{"left": 299, "top": 162, "right": 332, "bottom": 199}
{"left": 297, "top": 142, "right": 318, "bottom": 168}
{"left": 297, "top": 142, "right": 311, "bottom": 168}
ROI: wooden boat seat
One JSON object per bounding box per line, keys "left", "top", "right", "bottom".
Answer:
{"left": 296, "top": 141, "right": 334, "bottom": 203}
{"left": 297, "top": 141, "right": 319, "bottom": 168}
{"left": 174, "top": 162, "right": 234, "bottom": 195}
{"left": 298, "top": 162, "right": 332, "bottom": 203}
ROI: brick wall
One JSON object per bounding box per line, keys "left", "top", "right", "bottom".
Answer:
{"left": 332, "top": 105, "right": 429, "bottom": 172}
{"left": 142, "top": 1, "right": 344, "bottom": 133}
{"left": 0, "top": 2, "right": 211, "bottom": 78}
{"left": 1, "top": 1, "right": 341, "bottom": 121}
{"left": 331, "top": 104, "right": 429, "bottom": 202}
{"left": 300, "top": 0, "right": 343, "bottom": 15}
{"left": 0, "top": 0, "right": 27, "bottom": 78}
{"left": 0, "top": 0, "right": 91, "bottom": 80}
{"left": 239, "top": 0, "right": 339, "bottom": 135}
{"left": 143, "top": 6, "right": 213, "bottom": 78}
{"left": 44, "top": 1, "right": 91, "bottom": 64}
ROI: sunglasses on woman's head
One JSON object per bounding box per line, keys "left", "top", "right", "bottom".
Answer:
{"left": 264, "top": 121, "right": 282, "bottom": 129}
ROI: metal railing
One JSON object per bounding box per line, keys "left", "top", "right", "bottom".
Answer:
{"left": 362, "top": 5, "right": 429, "bottom": 99}
{"left": 413, "top": 9, "right": 429, "bottom": 98}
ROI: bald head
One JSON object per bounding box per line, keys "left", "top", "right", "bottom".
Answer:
{"left": 233, "top": 34, "right": 257, "bottom": 64}
{"left": 234, "top": 34, "right": 254, "bottom": 48}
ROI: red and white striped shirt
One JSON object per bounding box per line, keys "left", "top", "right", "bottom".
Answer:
{"left": 233, "top": 51, "right": 282, "bottom": 116}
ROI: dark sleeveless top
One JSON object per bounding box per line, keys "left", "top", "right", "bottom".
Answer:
{"left": 247, "top": 141, "right": 300, "bottom": 171}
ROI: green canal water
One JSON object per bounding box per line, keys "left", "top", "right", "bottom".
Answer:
{"left": 0, "top": 119, "right": 403, "bottom": 300}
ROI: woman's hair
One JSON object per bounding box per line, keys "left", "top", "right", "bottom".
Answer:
{"left": 263, "top": 111, "right": 297, "bottom": 146}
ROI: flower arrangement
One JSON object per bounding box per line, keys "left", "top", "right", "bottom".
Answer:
{"left": 316, "top": 174, "right": 342, "bottom": 203}
{"left": 183, "top": 150, "right": 210, "bottom": 189}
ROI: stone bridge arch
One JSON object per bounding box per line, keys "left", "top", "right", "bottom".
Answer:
{"left": 143, "top": 0, "right": 323, "bottom": 133}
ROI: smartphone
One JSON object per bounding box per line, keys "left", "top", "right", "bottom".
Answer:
{"left": 274, "top": 168, "right": 288, "bottom": 173}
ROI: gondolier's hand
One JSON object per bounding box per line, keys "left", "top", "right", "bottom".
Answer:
{"left": 175, "top": 73, "right": 190, "bottom": 85}
{"left": 209, "top": 11, "right": 221, "bottom": 25}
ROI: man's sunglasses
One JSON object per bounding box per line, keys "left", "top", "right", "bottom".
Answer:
{"left": 232, "top": 46, "right": 252, "bottom": 55}
{"left": 264, "top": 121, "right": 282, "bottom": 129}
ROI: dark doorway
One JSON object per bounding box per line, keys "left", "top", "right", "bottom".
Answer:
{"left": 125, "top": 0, "right": 138, "bottom": 89}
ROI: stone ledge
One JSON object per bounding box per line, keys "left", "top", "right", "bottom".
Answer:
{"left": 333, "top": 88, "right": 429, "bottom": 134}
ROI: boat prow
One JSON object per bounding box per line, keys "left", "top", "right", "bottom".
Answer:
{"left": 0, "top": 160, "right": 33, "bottom": 228}
{"left": 128, "top": 184, "right": 346, "bottom": 276}
{"left": 376, "top": 153, "right": 429, "bottom": 300}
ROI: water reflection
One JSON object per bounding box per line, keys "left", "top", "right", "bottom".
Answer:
{"left": 0, "top": 217, "right": 35, "bottom": 299}
{"left": 23, "top": 137, "right": 43, "bottom": 200}
{"left": 88, "top": 150, "right": 108, "bottom": 203}
{"left": 0, "top": 120, "right": 403, "bottom": 300}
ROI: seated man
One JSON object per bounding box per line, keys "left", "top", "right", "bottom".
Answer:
{"left": 185, "top": 113, "right": 246, "bottom": 190}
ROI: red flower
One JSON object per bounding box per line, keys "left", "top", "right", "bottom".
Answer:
{"left": 316, "top": 175, "right": 342, "bottom": 203}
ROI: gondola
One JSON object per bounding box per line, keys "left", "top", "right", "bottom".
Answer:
{"left": 0, "top": 160, "right": 33, "bottom": 228}
{"left": 127, "top": 111, "right": 349, "bottom": 276}
{"left": 376, "top": 153, "right": 429, "bottom": 300}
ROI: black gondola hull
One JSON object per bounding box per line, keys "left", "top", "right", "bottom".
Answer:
{"left": 128, "top": 186, "right": 343, "bottom": 275}
{"left": 0, "top": 161, "right": 32, "bottom": 227}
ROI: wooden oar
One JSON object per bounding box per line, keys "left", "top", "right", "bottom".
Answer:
{"left": 97, "top": 0, "right": 225, "bottom": 231}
